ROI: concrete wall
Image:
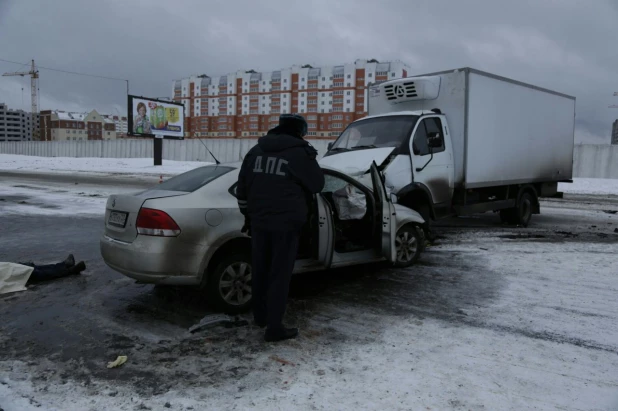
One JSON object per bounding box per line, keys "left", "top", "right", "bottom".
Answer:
{"left": 0, "top": 138, "right": 331, "bottom": 164}
{"left": 0, "top": 140, "right": 616, "bottom": 179}
{"left": 572, "top": 144, "right": 618, "bottom": 179}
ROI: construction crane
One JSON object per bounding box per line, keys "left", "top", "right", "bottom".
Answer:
{"left": 2, "top": 60, "right": 39, "bottom": 140}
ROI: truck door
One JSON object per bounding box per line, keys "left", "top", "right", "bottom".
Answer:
{"left": 409, "top": 115, "right": 454, "bottom": 208}
{"left": 370, "top": 162, "right": 396, "bottom": 263}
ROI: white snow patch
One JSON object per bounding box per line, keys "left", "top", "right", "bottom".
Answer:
{"left": 559, "top": 178, "right": 618, "bottom": 196}
{"left": 0, "top": 154, "right": 208, "bottom": 177}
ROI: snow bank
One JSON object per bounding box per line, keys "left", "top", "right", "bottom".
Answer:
{"left": 0, "top": 154, "right": 207, "bottom": 177}
{"left": 559, "top": 178, "right": 618, "bottom": 196}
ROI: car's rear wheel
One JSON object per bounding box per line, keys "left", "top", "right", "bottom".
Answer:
{"left": 394, "top": 224, "right": 424, "bottom": 268}
{"left": 207, "top": 252, "right": 252, "bottom": 313}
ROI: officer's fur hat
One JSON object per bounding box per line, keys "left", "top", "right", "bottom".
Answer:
{"left": 279, "top": 113, "right": 308, "bottom": 138}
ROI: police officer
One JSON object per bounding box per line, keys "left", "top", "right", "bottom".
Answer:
{"left": 236, "top": 113, "right": 325, "bottom": 342}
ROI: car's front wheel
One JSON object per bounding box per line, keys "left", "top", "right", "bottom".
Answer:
{"left": 394, "top": 224, "right": 424, "bottom": 268}
{"left": 207, "top": 252, "right": 253, "bottom": 313}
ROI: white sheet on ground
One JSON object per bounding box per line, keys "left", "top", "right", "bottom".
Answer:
{"left": 0, "top": 262, "right": 34, "bottom": 295}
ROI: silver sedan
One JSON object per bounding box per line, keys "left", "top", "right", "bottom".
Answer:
{"left": 100, "top": 162, "right": 425, "bottom": 312}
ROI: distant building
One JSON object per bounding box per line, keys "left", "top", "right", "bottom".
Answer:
{"left": 102, "top": 114, "right": 128, "bottom": 136}
{"left": 612, "top": 119, "right": 618, "bottom": 145}
{"left": 0, "top": 103, "right": 39, "bottom": 141}
{"left": 39, "top": 109, "right": 117, "bottom": 141}
{"left": 172, "top": 59, "right": 412, "bottom": 139}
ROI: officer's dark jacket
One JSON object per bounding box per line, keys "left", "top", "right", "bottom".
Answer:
{"left": 237, "top": 126, "right": 325, "bottom": 231}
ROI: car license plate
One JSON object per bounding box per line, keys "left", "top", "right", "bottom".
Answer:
{"left": 108, "top": 211, "right": 128, "bottom": 227}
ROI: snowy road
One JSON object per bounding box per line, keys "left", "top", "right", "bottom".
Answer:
{"left": 1, "top": 174, "right": 618, "bottom": 410}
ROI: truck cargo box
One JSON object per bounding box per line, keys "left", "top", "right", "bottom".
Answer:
{"left": 367, "top": 68, "right": 576, "bottom": 189}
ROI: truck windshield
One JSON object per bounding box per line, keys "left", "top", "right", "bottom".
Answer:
{"left": 330, "top": 115, "right": 419, "bottom": 151}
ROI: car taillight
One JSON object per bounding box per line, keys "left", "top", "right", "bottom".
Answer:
{"left": 136, "top": 208, "right": 181, "bottom": 237}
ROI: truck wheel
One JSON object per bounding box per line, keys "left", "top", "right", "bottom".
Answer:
{"left": 206, "top": 253, "right": 253, "bottom": 313}
{"left": 500, "top": 192, "right": 535, "bottom": 227}
{"left": 394, "top": 225, "right": 424, "bottom": 268}
{"left": 514, "top": 192, "right": 534, "bottom": 227}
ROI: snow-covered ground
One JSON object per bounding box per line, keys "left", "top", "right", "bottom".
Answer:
{"left": 0, "top": 154, "right": 207, "bottom": 177}
{"left": 2, "top": 191, "right": 618, "bottom": 410}
{"left": 559, "top": 178, "right": 618, "bottom": 196}
{"left": 2, "top": 157, "right": 618, "bottom": 410}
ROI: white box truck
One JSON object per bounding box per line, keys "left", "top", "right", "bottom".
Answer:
{"left": 319, "top": 67, "right": 576, "bottom": 229}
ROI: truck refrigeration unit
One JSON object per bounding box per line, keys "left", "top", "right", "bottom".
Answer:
{"left": 320, "top": 67, "right": 576, "bottom": 229}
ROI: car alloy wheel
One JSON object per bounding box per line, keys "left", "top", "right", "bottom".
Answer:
{"left": 218, "top": 262, "right": 252, "bottom": 306}
{"left": 394, "top": 225, "right": 423, "bottom": 268}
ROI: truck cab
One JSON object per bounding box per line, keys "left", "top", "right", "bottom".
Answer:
{"left": 320, "top": 110, "right": 455, "bottom": 222}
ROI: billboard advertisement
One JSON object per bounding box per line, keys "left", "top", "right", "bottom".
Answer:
{"left": 127, "top": 95, "right": 184, "bottom": 139}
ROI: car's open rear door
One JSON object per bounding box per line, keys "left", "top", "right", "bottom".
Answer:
{"left": 370, "top": 161, "right": 396, "bottom": 263}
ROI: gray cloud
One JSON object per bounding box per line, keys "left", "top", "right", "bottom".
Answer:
{"left": 1, "top": 0, "right": 616, "bottom": 143}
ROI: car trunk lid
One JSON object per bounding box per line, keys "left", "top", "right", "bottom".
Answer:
{"left": 104, "top": 189, "right": 187, "bottom": 243}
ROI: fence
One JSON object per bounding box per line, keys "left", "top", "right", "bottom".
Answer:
{"left": 0, "top": 139, "right": 331, "bottom": 164}
{"left": 0, "top": 139, "right": 616, "bottom": 179}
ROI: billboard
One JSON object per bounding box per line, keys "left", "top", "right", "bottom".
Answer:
{"left": 127, "top": 95, "right": 184, "bottom": 139}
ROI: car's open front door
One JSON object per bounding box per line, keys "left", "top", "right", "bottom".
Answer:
{"left": 314, "top": 194, "right": 335, "bottom": 268}
{"left": 370, "top": 161, "right": 396, "bottom": 263}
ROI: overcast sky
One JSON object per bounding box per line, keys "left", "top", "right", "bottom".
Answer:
{"left": 1, "top": 0, "right": 617, "bottom": 143}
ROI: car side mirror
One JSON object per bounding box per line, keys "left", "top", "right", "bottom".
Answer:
{"left": 328, "top": 142, "right": 334, "bottom": 151}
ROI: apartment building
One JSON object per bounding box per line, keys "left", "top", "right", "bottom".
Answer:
{"left": 102, "top": 114, "right": 128, "bottom": 137}
{"left": 0, "top": 103, "right": 39, "bottom": 141}
{"left": 172, "top": 59, "right": 411, "bottom": 139}
{"left": 612, "top": 119, "right": 618, "bottom": 145}
{"left": 39, "top": 109, "right": 117, "bottom": 141}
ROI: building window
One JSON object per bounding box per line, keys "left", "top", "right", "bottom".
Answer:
{"left": 368, "top": 73, "right": 373, "bottom": 78}
{"left": 284, "top": 79, "right": 287, "bottom": 83}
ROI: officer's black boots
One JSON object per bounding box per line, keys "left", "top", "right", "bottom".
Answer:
{"left": 265, "top": 327, "right": 299, "bottom": 342}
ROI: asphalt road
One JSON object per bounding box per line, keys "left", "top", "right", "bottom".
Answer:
{"left": 1, "top": 175, "right": 617, "bottom": 409}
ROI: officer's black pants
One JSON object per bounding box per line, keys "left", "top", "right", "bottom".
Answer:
{"left": 251, "top": 229, "right": 300, "bottom": 330}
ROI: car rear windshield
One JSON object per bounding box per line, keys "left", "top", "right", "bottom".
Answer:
{"left": 330, "top": 115, "right": 419, "bottom": 151}
{"left": 156, "top": 165, "right": 234, "bottom": 192}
